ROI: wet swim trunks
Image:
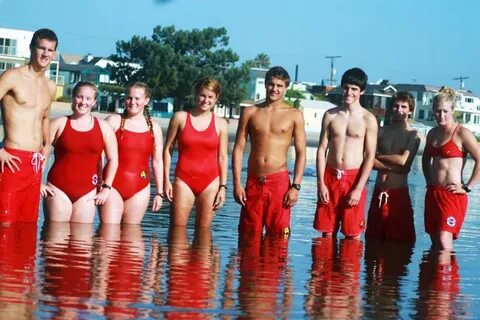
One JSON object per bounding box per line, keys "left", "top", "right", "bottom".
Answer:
{"left": 175, "top": 112, "right": 219, "bottom": 195}
{"left": 314, "top": 165, "right": 366, "bottom": 237}
{"left": 0, "top": 148, "right": 43, "bottom": 223}
{"left": 366, "top": 187, "right": 416, "bottom": 242}
{"left": 47, "top": 117, "right": 104, "bottom": 203}
{"left": 112, "top": 129, "right": 154, "bottom": 200}
{"left": 238, "top": 171, "right": 291, "bottom": 235}
{"left": 425, "top": 185, "right": 468, "bottom": 240}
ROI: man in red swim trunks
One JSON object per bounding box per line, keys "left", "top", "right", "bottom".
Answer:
{"left": 366, "top": 91, "right": 421, "bottom": 242}
{"left": 0, "top": 28, "right": 58, "bottom": 224}
{"left": 232, "top": 66, "right": 306, "bottom": 236}
{"left": 315, "top": 68, "right": 378, "bottom": 239}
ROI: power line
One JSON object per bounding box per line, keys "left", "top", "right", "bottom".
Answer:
{"left": 325, "top": 56, "right": 341, "bottom": 86}
{"left": 452, "top": 76, "right": 470, "bottom": 90}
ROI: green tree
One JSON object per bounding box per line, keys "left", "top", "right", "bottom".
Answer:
{"left": 253, "top": 53, "right": 271, "bottom": 69}
{"left": 285, "top": 89, "right": 305, "bottom": 100}
{"left": 110, "top": 25, "right": 249, "bottom": 110}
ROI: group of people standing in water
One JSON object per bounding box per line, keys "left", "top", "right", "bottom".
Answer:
{"left": 0, "top": 28, "right": 479, "bottom": 251}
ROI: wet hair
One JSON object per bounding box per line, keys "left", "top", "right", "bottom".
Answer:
{"left": 433, "top": 86, "right": 456, "bottom": 111}
{"left": 341, "top": 67, "right": 368, "bottom": 91}
{"left": 71, "top": 81, "right": 98, "bottom": 111}
{"left": 265, "top": 66, "right": 291, "bottom": 87}
{"left": 195, "top": 78, "right": 222, "bottom": 98}
{"left": 30, "top": 28, "right": 58, "bottom": 50}
{"left": 392, "top": 91, "right": 415, "bottom": 112}
{"left": 120, "top": 82, "right": 156, "bottom": 149}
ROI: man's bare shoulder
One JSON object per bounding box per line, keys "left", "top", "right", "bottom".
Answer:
{"left": 362, "top": 108, "right": 378, "bottom": 123}
{"left": 0, "top": 67, "right": 21, "bottom": 84}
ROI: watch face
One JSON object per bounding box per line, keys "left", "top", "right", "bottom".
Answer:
{"left": 292, "top": 184, "right": 301, "bottom": 191}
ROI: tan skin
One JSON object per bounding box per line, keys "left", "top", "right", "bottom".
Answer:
{"left": 422, "top": 100, "right": 480, "bottom": 250}
{"left": 163, "top": 87, "right": 228, "bottom": 228}
{"left": 0, "top": 38, "right": 57, "bottom": 171}
{"left": 316, "top": 83, "right": 378, "bottom": 239}
{"left": 42, "top": 85, "right": 118, "bottom": 223}
{"left": 373, "top": 100, "right": 421, "bottom": 189}
{"left": 232, "top": 77, "right": 306, "bottom": 208}
{"left": 101, "top": 86, "right": 164, "bottom": 224}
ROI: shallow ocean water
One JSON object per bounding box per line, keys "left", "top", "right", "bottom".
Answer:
{"left": 0, "top": 148, "right": 479, "bottom": 319}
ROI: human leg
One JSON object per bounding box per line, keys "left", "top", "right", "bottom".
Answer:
{"left": 170, "top": 178, "right": 195, "bottom": 226}
{"left": 70, "top": 189, "right": 97, "bottom": 224}
{"left": 100, "top": 188, "right": 124, "bottom": 224}
{"left": 122, "top": 185, "right": 150, "bottom": 224}
{"left": 194, "top": 177, "right": 219, "bottom": 228}
{"left": 44, "top": 183, "right": 73, "bottom": 222}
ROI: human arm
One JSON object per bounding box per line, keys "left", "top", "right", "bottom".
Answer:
{"left": 284, "top": 111, "right": 306, "bottom": 207}
{"left": 347, "top": 113, "right": 378, "bottom": 206}
{"left": 376, "top": 131, "right": 421, "bottom": 168}
{"left": 41, "top": 86, "right": 55, "bottom": 169}
{"left": 151, "top": 122, "right": 164, "bottom": 211}
{"left": 422, "top": 130, "right": 434, "bottom": 186}
{"left": 163, "top": 113, "right": 182, "bottom": 202}
{"left": 213, "top": 118, "right": 228, "bottom": 210}
{"left": 316, "top": 112, "right": 331, "bottom": 204}
{"left": 40, "top": 116, "right": 66, "bottom": 197}
{"left": 94, "top": 120, "right": 118, "bottom": 205}
{"left": 232, "top": 108, "right": 251, "bottom": 206}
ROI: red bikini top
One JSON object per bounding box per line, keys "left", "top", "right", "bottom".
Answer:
{"left": 426, "top": 125, "right": 465, "bottom": 158}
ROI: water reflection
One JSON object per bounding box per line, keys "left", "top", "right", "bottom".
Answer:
{"left": 305, "top": 237, "right": 363, "bottom": 319}
{"left": 222, "top": 233, "right": 292, "bottom": 319}
{"left": 165, "top": 226, "right": 220, "bottom": 319}
{"left": 363, "top": 240, "right": 414, "bottom": 319}
{"left": 415, "top": 249, "right": 467, "bottom": 319}
{"left": 0, "top": 223, "right": 37, "bottom": 319}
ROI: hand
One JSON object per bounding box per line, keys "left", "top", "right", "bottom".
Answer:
{"left": 283, "top": 187, "right": 298, "bottom": 208}
{"left": 346, "top": 187, "right": 363, "bottom": 206}
{"left": 0, "top": 148, "right": 21, "bottom": 173}
{"left": 445, "top": 182, "right": 466, "bottom": 194}
{"left": 90, "top": 187, "right": 111, "bottom": 206}
{"left": 318, "top": 182, "right": 330, "bottom": 204}
{"left": 152, "top": 194, "right": 163, "bottom": 211}
{"left": 40, "top": 184, "right": 55, "bottom": 198}
{"left": 164, "top": 181, "right": 173, "bottom": 202}
{"left": 213, "top": 188, "right": 226, "bottom": 211}
{"left": 233, "top": 185, "right": 247, "bottom": 206}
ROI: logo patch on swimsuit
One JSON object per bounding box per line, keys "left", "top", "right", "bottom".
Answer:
{"left": 92, "top": 174, "right": 99, "bottom": 186}
{"left": 446, "top": 216, "right": 456, "bottom": 227}
{"left": 283, "top": 227, "right": 291, "bottom": 239}
{"left": 360, "top": 219, "right": 365, "bottom": 229}
{"left": 140, "top": 171, "right": 147, "bottom": 179}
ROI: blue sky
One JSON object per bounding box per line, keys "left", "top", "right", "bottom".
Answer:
{"left": 2, "top": 0, "right": 479, "bottom": 94}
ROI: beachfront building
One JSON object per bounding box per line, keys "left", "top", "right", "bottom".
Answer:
{"left": 0, "top": 27, "right": 61, "bottom": 97}
{"left": 299, "top": 99, "right": 336, "bottom": 132}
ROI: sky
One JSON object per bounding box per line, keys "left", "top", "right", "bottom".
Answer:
{"left": 1, "top": 0, "right": 480, "bottom": 94}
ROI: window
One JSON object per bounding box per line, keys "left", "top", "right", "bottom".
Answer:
{"left": 0, "top": 38, "right": 17, "bottom": 56}
{"left": 0, "top": 62, "right": 15, "bottom": 73}
{"left": 257, "top": 80, "right": 264, "bottom": 84}
{"left": 419, "top": 110, "right": 425, "bottom": 120}
{"left": 465, "top": 97, "right": 474, "bottom": 103}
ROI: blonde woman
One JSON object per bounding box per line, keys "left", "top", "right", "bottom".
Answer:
{"left": 422, "top": 86, "right": 480, "bottom": 249}
{"left": 101, "top": 82, "right": 164, "bottom": 224}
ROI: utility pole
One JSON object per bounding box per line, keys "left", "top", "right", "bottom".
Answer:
{"left": 325, "top": 56, "right": 341, "bottom": 86}
{"left": 452, "top": 76, "right": 470, "bottom": 90}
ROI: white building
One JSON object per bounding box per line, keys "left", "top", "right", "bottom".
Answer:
{"left": 299, "top": 99, "right": 336, "bottom": 133}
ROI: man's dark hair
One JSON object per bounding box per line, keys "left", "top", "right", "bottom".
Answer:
{"left": 265, "top": 66, "right": 291, "bottom": 87}
{"left": 341, "top": 67, "right": 368, "bottom": 91}
{"left": 30, "top": 28, "right": 58, "bottom": 50}
{"left": 392, "top": 91, "right": 415, "bottom": 112}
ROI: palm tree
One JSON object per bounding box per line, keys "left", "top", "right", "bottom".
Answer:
{"left": 254, "top": 53, "right": 271, "bottom": 69}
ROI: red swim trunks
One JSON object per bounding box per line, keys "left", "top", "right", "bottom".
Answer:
{"left": 424, "top": 185, "right": 468, "bottom": 240}
{"left": 314, "top": 165, "right": 366, "bottom": 237}
{"left": 366, "top": 187, "right": 415, "bottom": 242}
{"left": 0, "top": 148, "right": 43, "bottom": 223}
{"left": 238, "top": 171, "right": 291, "bottom": 236}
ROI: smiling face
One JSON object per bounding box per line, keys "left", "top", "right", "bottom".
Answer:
{"left": 196, "top": 87, "right": 218, "bottom": 112}
{"left": 30, "top": 38, "right": 57, "bottom": 70}
{"left": 72, "top": 85, "right": 97, "bottom": 116}
{"left": 266, "top": 77, "right": 288, "bottom": 102}
{"left": 125, "top": 86, "right": 150, "bottom": 116}
{"left": 391, "top": 99, "right": 412, "bottom": 122}
{"left": 342, "top": 83, "right": 364, "bottom": 105}
{"left": 433, "top": 100, "right": 454, "bottom": 127}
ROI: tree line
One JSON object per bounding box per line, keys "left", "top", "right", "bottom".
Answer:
{"left": 110, "top": 25, "right": 271, "bottom": 110}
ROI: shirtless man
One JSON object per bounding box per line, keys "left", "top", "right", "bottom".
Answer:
{"left": 232, "top": 66, "right": 306, "bottom": 236}
{"left": 315, "top": 67, "right": 377, "bottom": 239}
{"left": 0, "top": 28, "right": 58, "bottom": 224}
{"left": 365, "top": 91, "right": 421, "bottom": 242}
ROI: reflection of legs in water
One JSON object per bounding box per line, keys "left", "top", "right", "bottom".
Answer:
{"left": 165, "top": 226, "right": 218, "bottom": 319}
{"left": 416, "top": 249, "right": 461, "bottom": 319}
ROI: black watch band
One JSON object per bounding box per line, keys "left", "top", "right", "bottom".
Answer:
{"left": 219, "top": 184, "right": 228, "bottom": 190}
{"left": 101, "top": 183, "right": 112, "bottom": 190}
{"left": 291, "top": 183, "right": 301, "bottom": 191}
{"left": 462, "top": 184, "right": 471, "bottom": 193}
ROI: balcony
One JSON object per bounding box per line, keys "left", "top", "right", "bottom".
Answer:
{"left": 0, "top": 45, "right": 17, "bottom": 56}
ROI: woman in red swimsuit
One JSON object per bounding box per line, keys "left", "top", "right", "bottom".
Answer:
{"left": 163, "top": 78, "right": 228, "bottom": 228}
{"left": 42, "top": 81, "right": 118, "bottom": 223}
{"left": 101, "top": 82, "right": 164, "bottom": 224}
{"left": 422, "top": 86, "right": 480, "bottom": 249}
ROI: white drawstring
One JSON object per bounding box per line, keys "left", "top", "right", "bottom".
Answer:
{"left": 378, "top": 191, "right": 389, "bottom": 208}
{"left": 31, "top": 152, "right": 44, "bottom": 173}
{"left": 335, "top": 169, "right": 345, "bottom": 180}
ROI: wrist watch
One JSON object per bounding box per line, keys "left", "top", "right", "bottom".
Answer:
{"left": 462, "top": 184, "right": 471, "bottom": 193}
{"left": 291, "top": 183, "right": 301, "bottom": 191}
